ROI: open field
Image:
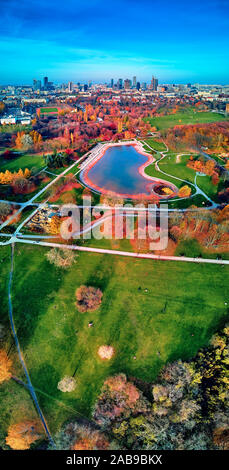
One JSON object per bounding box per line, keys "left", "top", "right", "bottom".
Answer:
{"left": 156, "top": 153, "right": 196, "bottom": 184}
{"left": 0, "top": 244, "right": 227, "bottom": 435}
{"left": 0, "top": 245, "right": 38, "bottom": 447}
{"left": 146, "top": 110, "right": 229, "bottom": 130}
{"left": 0, "top": 153, "right": 45, "bottom": 173}
{"left": 40, "top": 108, "right": 58, "bottom": 114}
{"left": 144, "top": 150, "right": 224, "bottom": 205}
{"left": 141, "top": 138, "right": 167, "bottom": 152}
{"left": 0, "top": 124, "right": 32, "bottom": 134}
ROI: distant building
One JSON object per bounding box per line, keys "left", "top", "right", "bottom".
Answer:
{"left": 68, "top": 81, "right": 73, "bottom": 92}
{"left": 124, "top": 79, "right": 131, "bottom": 89}
{"left": 111, "top": 78, "right": 114, "bottom": 88}
{"left": 0, "top": 110, "right": 31, "bottom": 125}
{"left": 44, "top": 76, "right": 48, "bottom": 89}
{"left": 118, "top": 78, "right": 123, "bottom": 89}
{"left": 150, "top": 75, "right": 158, "bottom": 91}
{"left": 133, "top": 76, "right": 137, "bottom": 88}
{"left": 136, "top": 82, "right": 141, "bottom": 90}
{"left": 33, "top": 79, "right": 41, "bottom": 91}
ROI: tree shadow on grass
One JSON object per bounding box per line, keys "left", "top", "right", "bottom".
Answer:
{"left": 12, "top": 248, "right": 66, "bottom": 348}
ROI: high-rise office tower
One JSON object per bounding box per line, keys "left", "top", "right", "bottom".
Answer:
{"left": 136, "top": 82, "right": 140, "bottom": 90}
{"left": 133, "top": 76, "right": 137, "bottom": 88}
{"left": 124, "top": 79, "right": 131, "bottom": 89}
{"left": 150, "top": 76, "right": 158, "bottom": 91}
{"left": 111, "top": 78, "right": 114, "bottom": 88}
{"left": 118, "top": 78, "right": 123, "bottom": 89}
{"left": 44, "top": 76, "right": 48, "bottom": 89}
{"left": 33, "top": 79, "right": 41, "bottom": 91}
{"left": 68, "top": 81, "right": 73, "bottom": 92}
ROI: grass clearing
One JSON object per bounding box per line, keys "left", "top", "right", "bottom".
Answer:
{"left": 0, "top": 153, "right": 45, "bottom": 173}
{"left": 146, "top": 110, "right": 229, "bottom": 131}
{"left": 4, "top": 244, "right": 228, "bottom": 433}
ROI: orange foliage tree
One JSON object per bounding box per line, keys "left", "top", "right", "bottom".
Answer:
{"left": 0, "top": 349, "right": 12, "bottom": 384}
{"left": 6, "top": 421, "right": 43, "bottom": 450}
{"left": 71, "top": 429, "right": 109, "bottom": 450}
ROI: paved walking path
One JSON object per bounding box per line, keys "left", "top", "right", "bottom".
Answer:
{"left": 14, "top": 237, "right": 229, "bottom": 265}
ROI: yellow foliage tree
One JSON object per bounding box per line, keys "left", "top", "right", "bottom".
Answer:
{"left": 117, "top": 118, "right": 123, "bottom": 133}
{"left": 162, "top": 187, "right": 174, "bottom": 195}
{"left": 24, "top": 168, "right": 31, "bottom": 179}
{"left": 178, "top": 185, "right": 192, "bottom": 198}
{"left": 0, "top": 168, "right": 30, "bottom": 185}
{"left": 49, "top": 215, "right": 61, "bottom": 235}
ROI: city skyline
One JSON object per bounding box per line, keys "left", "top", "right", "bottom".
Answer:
{"left": 0, "top": 0, "right": 229, "bottom": 85}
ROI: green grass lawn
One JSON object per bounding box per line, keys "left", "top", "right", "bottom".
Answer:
{"left": 158, "top": 154, "right": 196, "bottom": 184}
{"left": 146, "top": 110, "right": 229, "bottom": 131}
{"left": 3, "top": 244, "right": 227, "bottom": 434}
{"left": 0, "top": 153, "right": 45, "bottom": 173}
{"left": 196, "top": 174, "right": 220, "bottom": 202}
{"left": 40, "top": 108, "right": 58, "bottom": 114}
{"left": 142, "top": 138, "right": 167, "bottom": 152}
{"left": 0, "top": 245, "right": 38, "bottom": 447}
{"left": 144, "top": 151, "right": 223, "bottom": 205}
{"left": 144, "top": 156, "right": 195, "bottom": 191}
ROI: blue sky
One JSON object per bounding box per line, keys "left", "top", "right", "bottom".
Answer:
{"left": 0, "top": 0, "right": 229, "bottom": 84}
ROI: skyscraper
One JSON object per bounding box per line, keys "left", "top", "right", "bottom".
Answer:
{"left": 124, "top": 79, "right": 131, "bottom": 89}
{"left": 111, "top": 78, "right": 114, "bottom": 88}
{"left": 133, "top": 76, "right": 137, "bottom": 88}
{"left": 33, "top": 79, "right": 41, "bottom": 91}
{"left": 44, "top": 76, "right": 48, "bottom": 90}
{"left": 150, "top": 76, "right": 158, "bottom": 91}
{"left": 68, "top": 81, "right": 73, "bottom": 92}
{"left": 118, "top": 78, "right": 123, "bottom": 89}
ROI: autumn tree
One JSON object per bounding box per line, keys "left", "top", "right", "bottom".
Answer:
{"left": 98, "top": 345, "right": 115, "bottom": 360}
{"left": 6, "top": 421, "right": 42, "bottom": 450}
{"left": 53, "top": 422, "right": 111, "bottom": 450}
{"left": 75, "top": 285, "right": 103, "bottom": 312}
{"left": 57, "top": 376, "right": 76, "bottom": 392}
{"left": 178, "top": 185, "right": 192, "bottom": 198}
{"left": 49, "top": 215, "right": 62, "bottom": 234}
{"left": 0, "top": 202, "right": 12, "bottom": 221}
{"left": 21, "top": 134, "right": 33, "bottom": 151}
{"left": 46, "top": 248, "right": 77, "bottom": 268}
{"left": 0, "top": 350, "right": 12, "bottom": 384}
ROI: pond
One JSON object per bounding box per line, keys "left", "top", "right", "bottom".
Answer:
{"left": 80, "top": 144, "right": 176, "bottom": 199}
